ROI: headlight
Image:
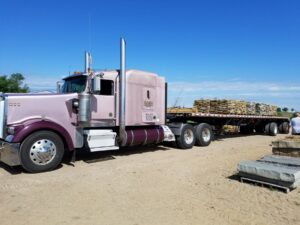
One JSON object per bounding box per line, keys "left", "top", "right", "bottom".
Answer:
{"left": 7, "top": 126, "right": 15, "bottom": 135}
{"left": 72, "top": 99, "right": 79, "bottom": 108}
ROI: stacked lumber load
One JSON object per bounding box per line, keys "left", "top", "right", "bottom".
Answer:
{"left": 167, "top": 107, "right": 196, "bottom": 114}
{"left": 193, "top": 99, "right": 210, "bottom": 113}
{"left": 255, "top": 104, "right": 277, "bottom": 116}
{"left": 270, "top": 105, "right": 278, "bottom": 116}
{"left": 246, "top": 102, "right": 256, "bottom": 115}
{"left": 255, "top": 103, "right": 266, "bottom": 115}
{"left": 272, "top": 136, "right": 300, "bottom": 157}
{"left": 192, "top": 99, "right": 278, "bottom": 116}
{"left": 228, "top": 100, "right": 247, "bottom": 115}
{"left": 223, "top": 125, "right": 239, "bottom": 134}
{"left": 206, "top": 99, "right": 247, "bottom": 115}
{"left": 209, "top": 100, "right": 223, "bottom": 114}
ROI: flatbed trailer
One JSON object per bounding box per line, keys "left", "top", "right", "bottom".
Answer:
{"left": 166, "top": 111, "right": 290, "bottom": 149}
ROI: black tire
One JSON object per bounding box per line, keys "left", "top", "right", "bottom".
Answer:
{"left": 20, "top": 131, "right": 64, "bottom": 173}
{"left": 264, "top": 123, "right": 270, "bottom": 134}
{"left": 269, "top": 122, "right": 278, "bottom": 136}
{"left": 240, "top": 126, "right": 254, "bottom": 134}
{"left": 176, "top": 124, "right": 196, "bottom": 149}
{"left": 195, "top": 123, "right": 213, "bottom": 146}
{"left": 278, "top": 123, "right": 284, "bottom": 133}
{"left": 281, "top": 122, "right": 290, "bottom": 134}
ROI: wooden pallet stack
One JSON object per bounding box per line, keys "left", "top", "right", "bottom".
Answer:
{"left": 208, "top": 100, "right": 247, "bottom": 115}
{"left": 167, "top": 107, "right": 196, "bottom": 114}
{"left": 193, "top": 99, "right": 210, "bottom": 113}
{"left": 172, "top": 99, "right": 279, "bottom": 116}
{"left": 272, "top": 136, "right": 300, "bottom": 157}
{"left": 223, "top": 125, "right": 239, "bottom": 134}
{"left": 210, "top": 100, "right": 225, "bottom": 114}
{"left": 228, "top": 100, "right": 247, "bottom": 115}
{"left": 256, "top": 104, "right": 277, "bottom": 116}
{"left": 255, "top": 103, "right": 265, "bottom": 115}
{"left": 246, "top": 102, "right": 256, "bottom": 115}
{"left": 270, "top": 105, "right": 278, "bottom": 116}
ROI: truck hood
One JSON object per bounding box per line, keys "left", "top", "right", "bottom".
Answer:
{"left": 5, "top": 93, "right": 79, "bottom": 125}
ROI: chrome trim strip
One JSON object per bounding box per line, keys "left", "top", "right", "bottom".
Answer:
{"left": 0, "top": 96, "right": 4, "bottom": 139}
{"left": 119, "top": 38, "right": 126, "bottom": 144}
{"left": 156, "top": 127, "right": 160, "bottom": 144}
{"left": 0, "top": 95, "right": 7, "bottom": 139}
{"left": 75, "top": 128, "right": 84, "bottom": 148}
{"left": 130, "top": 129, "right": 134, "bottom": 146}
{"left": 143, "top": 129, "right": 148, "bottom": 145}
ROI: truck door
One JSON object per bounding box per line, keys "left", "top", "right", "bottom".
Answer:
{"left": 90, "top": 79, "right": 115, "bottom": 126}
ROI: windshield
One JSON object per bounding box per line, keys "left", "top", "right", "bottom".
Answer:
{"left": 62, "top": 76, "right": 87, "bottom": 93}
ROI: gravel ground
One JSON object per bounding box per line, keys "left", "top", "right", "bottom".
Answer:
{"left": 1, "top": 134, "right": 300, "bottom": 225}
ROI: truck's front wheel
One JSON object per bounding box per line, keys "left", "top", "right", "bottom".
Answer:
{"left": 20, "top": 131, "right": 64, "bottom": 173}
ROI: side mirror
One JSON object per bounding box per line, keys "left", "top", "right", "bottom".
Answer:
{"left": 91, "top": 75, "right": 101, "bottom": 93}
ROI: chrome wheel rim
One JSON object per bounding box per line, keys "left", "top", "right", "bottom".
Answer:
{"left": 274, "top": 126, "right": 278, "bottom": 134}
{"left": 184, "top": 129, "right": 194, "bottom": 145}
{"left": 202, "top": 128, "right": 211, "bottom": 142}
{"left": 29, "top": 139, "right": 56, "bottom": 165}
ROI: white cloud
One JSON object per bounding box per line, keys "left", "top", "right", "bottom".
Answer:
{"left": 26, "top": 77, "right": 59, "bottom": 90}
{"left": 169, "top": 81, "right": 300, "bottom": 92}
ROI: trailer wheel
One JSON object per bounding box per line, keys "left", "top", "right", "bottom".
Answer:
{"left": 264, "top": 123, "right": 270, "bottom": 134}
{"left": 195, "top": 123, "right": 213, "bottom": 146}
{"left": 279, "top": 122, "right": 290, "bottom": 134}
{"left": 176, "top": 124, "right": 195, "bottom": 149}
{"left": 269, "top": 122, "right": 278, "bottom": 136}
{"left": 20, "top": 131, "right": 64, "bottom": 173}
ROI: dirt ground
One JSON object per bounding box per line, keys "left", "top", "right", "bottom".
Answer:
{"left": 1, "top": 134, "right": 300, "bottom": 225}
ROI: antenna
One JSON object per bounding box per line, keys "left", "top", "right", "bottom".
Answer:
{"left": 88, "top": 14, "right": 92, "bottom": 52}
{"left": 172, "top": 88, "right": 184, "bottom": 108}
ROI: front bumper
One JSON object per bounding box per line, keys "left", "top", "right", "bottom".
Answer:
{"left": 0, "top": 140, "right": 21, "bottom": 166}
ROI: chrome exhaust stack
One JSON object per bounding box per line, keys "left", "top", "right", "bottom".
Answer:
{"left": 85, "top": 51, "right": 92, "bottom": 73}
{"left": 119, "top": 38, "right": 126, "bottom": 145}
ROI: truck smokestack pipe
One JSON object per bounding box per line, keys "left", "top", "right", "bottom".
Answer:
{"left": 85, "top": 51, "right": 89, "bottom": 73}
{"left": 119, "top": 38, "right": 126, "bottom": 145}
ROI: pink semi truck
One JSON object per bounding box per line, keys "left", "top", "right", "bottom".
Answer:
{"left": 0, "top": 39, "right": 290, "bottom": 173}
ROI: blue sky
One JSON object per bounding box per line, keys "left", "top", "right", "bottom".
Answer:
{"left": 1, "top": 0, "right": 300, "bottom": 110}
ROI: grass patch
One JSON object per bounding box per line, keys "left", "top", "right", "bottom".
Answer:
{"left": 277, "top": 112, "right": 294, "bottom": 119}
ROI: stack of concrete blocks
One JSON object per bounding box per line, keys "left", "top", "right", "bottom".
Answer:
{"left": 238, "top": 155, "right": 300, "bottom": 191}
{"left": 272, "top": 136, "right": 300, "bottom": 157}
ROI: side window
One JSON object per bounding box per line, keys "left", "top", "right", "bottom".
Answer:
{"left": 100, "top": 79, "right": 114, "bottom": 96}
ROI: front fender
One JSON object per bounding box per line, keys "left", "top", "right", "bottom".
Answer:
{"left": 10, "top": 119, "right": 74, "bottom": 151}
